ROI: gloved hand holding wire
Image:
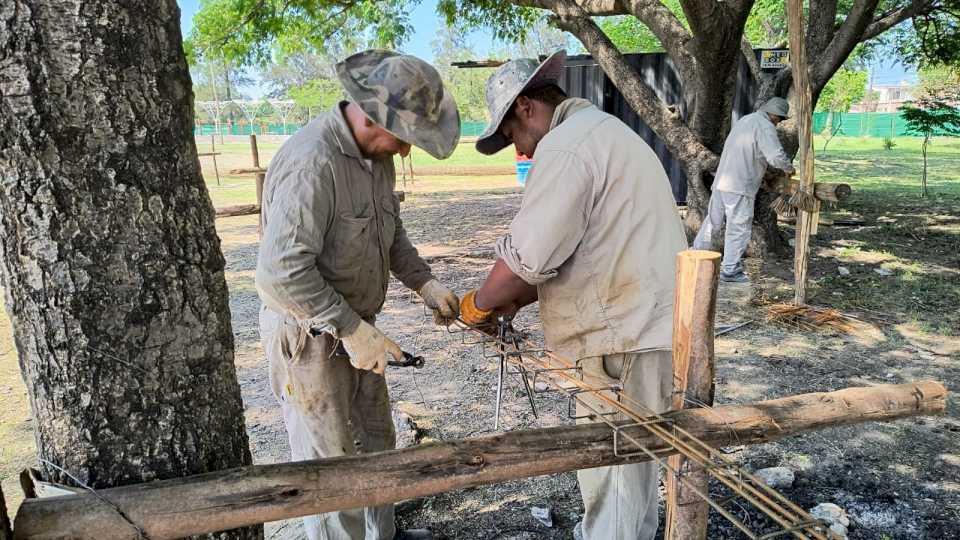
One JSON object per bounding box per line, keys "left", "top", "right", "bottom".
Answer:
{"left": 418, "top": 279, "right": 460, "bottom": 326}
{"left": 341, "top": 320, "right": 402, "bottom": 375}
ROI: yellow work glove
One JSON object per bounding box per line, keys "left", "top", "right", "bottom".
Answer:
{"left": 417, "top": 279, "right": 460, "bottom": 326}
{"left": 340, "top": 320, "right": 402, "bottom": 375}
{"left": 460, "top": 289, "right": 494, "bottom": 326}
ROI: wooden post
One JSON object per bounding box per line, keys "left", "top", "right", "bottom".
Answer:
{"left": 12, "top": 382, "right": 947, "bottom": 540}
{"left": 0, "top": 483, "right": 12, "bottom": 540}
{"left": 788, "top": 0, "right": 819, "bottom": 305}
{"left": 210, "top": 135, "right": 220, "bottom": 186}
{"left": 665, "top": 250, "right": 720, "bottom": 540}
{"left": 249, "top": 133, "right": 260, "bottom": 168}
{"left": 255, "top": 172, "right": 265, "bottom": 237}
{"left": 250, "top": 133, "right": 265, "bottom": 235}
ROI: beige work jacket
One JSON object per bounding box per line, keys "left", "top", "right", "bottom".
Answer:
{"left": 255, "top": 103, "right": 433, "bottom": 337}
{"left": 496, "top": 99, "right": 688, "bottom": 360}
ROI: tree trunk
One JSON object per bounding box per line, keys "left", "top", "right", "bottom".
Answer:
{"left": 921, "top": 136, "right": 929, "bottom": 197}
{"left": 0, "top": 3, "right": 259, "bottom": 538}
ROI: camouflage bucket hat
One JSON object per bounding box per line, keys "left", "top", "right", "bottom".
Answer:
{"left": 476, "top": 50, "right": 567, "bottom": 155}
{"left": 336, "top": 49, "right": 461, "bottom": 159}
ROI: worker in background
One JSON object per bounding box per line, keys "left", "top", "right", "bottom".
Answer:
{"left": 460, "top": 50, "right": 688, "bottom": 540}
{"left": 255, "top": 50, "right": 460, "bottom": 540}
{"left": 692, "top": 97, "right": 796, "bottom": 282}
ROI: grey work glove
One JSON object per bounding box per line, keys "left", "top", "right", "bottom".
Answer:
{"left": 340, "top": 320, "right": 402, "bottom": 375}
{"left": 417, "top": 279, "right": 460, "bottom": 326}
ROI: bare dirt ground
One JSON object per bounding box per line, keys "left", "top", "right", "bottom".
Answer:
{"left": 211, "top": 184, "right": 959, "bottom": 539}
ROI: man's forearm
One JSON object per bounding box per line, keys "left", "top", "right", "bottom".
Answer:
{"left": 474, "top": 258, "right": 537, "bottom": 312}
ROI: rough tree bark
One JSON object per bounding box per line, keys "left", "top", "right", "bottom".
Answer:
{"left": 0, "top": 2, "right": 259, "bottom": 538}
{"left": 526, "top": 0, "right": 938, "bottom": 256}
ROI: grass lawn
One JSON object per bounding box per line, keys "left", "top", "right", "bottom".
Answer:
{"left": 794, "top": 136, "right": 960, "bottom": 337}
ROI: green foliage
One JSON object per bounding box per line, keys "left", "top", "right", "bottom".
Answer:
{"left": 891, "top": 0, "right": 960, "bottom": 66}
{"left": 914, "top": 64, "right": 960, "bottom": 100}
{"left": 883, "top": 137, "right": 897, "bottom": 150}
{"left": 431, "top": 27, "right": 490, "bottom": 122}
{"left": 598, "top": 16, "right": 664, "bottom": 53}
{"left": 188, "top": 0, "right": 415, "bottom": 67}
{"left": 816, "top": 69, "right": 868, "bottom": 113}
{"left": 436, "top": 0, "right": 537, "bottom": 43}
{"left": 743, "top": 0, "right": 788, "bottom": 47}
{"left": 288, "top": 79, "right": 344, "bottom": 117}
{"left": 899, "top": 97, "right": 960, "bottom": 196}
{"left": 901, "top": 98, "right": 960, "bottom": 138}
{"left": 595, "top": 0, "right": 685, "bottom": 53}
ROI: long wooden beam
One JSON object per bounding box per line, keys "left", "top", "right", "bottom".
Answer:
{"left": 13, "top": 381, "right": 947, "bottom": 540}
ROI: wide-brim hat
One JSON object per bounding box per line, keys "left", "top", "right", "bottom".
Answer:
{"left": 476, "top": 50, "right": 567, "bottom": 155}
{"left": 336, "top": 49, "right": 461, "bottom": 159}
{"left": 760, "top": 96, "right": 790, "bottom": 119}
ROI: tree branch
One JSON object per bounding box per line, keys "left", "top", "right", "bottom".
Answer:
{"left": 811, "top": 0, "right": 881, "bottom": 90}
{"left": 539, "top": 0, "right": 716, "bottom": 167}
{"left": 623, "top": 0, "right": 693, "bottom": 57}
{"left": 862, "top": 0, "right": 936, "bottom": 40}
{"left": 807, "top": 0, "right": 839, "bottom": 59}
{"left": 517, "top": 0, "right": 627, "bottom": 15}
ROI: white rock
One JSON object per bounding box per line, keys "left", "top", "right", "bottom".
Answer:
{"left": 830, "top": 523, "right": 849, "bottom": 538}
{"left": 810, "top": 503, "right": 850, "bottom": 528}
{"left": 838, "top": 266, "right": 850, "bottom": 276}
{"left": 874, "top": 267, "right": 894, "bottom": 277}
{"left": 531, "top": 506, "right": 553, "bottom": 527}
{"left": 534, "top": 381, "right": 550, "bottom": 393}
{"left": 754, "top": 467, "right": 795, "bottom": 489}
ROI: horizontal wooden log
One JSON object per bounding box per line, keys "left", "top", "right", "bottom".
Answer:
{"left": 215, "top": 204, "right": 260, "bottom": 218}
{"left": 227, "top": 167, "right": 268, "bottom": 175}
{"left": 13, "top": 381, "right": 946, "bottom": 540}
{"left": 768, "top": 177, "right": 852, "bottom": 202}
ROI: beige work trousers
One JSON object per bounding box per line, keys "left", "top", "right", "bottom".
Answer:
{"left": 261, "top": 308, "right": 397, "bottom": 540}
{"left": 576, "top": 349, "right": 673, "bottom": 540}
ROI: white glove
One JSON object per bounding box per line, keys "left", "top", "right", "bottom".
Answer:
{"left": 418, "top": 279, "right": 461, "bottom": 326}
{"left": 340, "top": 320, "right": 402, "bottom": 375}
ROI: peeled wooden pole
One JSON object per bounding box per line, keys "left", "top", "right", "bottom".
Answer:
{"left": 665, "top": 251, "right": 720, "bottom": 540}
{"left": 788, "top": 0, "right": 818, "bottom": 304}
{"left": 13, "top": 381, "right": 947, "bottom": 540}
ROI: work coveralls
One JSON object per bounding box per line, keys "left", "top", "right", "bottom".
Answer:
{"left": 255, "top": 103, "right": 434, "bottom": 540}
{"left": 693, "top": 111, "right": 795, "bottom": 274}
{"left": 495, "top": 98, "right": 688, "bottom": 540}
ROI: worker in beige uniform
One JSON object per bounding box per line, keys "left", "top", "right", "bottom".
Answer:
{"left": 459, "top": 50, "right": 688, "bottom": 540}
{"left": 692, "top": 97, "right": 795, "bottom": 282}
{"left": 255, "top": 50, "right": 461, "bottom": 540}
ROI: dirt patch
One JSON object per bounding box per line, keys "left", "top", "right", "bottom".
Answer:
{"left": 217, "top": 187, "right": 958, "bottom": 539}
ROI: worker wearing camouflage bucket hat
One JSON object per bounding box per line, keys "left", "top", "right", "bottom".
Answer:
{"left": 459, "top": 50, "right": 687, "bottom": 540}
{"left": 256, "top": 50, "right": 460, "bottom": 540}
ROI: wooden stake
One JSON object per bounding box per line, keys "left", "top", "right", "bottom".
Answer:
{"left": 249, "top": 134, "right": 260, "bottom": 168}
{"left": 210, "top": 135, "right": 220, "bottom": 186}
{"left": 788, "top": 0, "right": 818, "bottom": 305}
{"left": 665, "top": 250, "right": 720, "bottom": 540}
{"left": 255, "top": 172, "right": 265, "bottom": 237}
{"left": 13, "top": 381, "right": 946, "bottom": 540}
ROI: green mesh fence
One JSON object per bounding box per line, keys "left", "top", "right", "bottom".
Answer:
{"left": 811, "top": 111, "right": 959, "bottom": 137}
{"left": 194, "top": 121, "right": 492, "bottom": 138}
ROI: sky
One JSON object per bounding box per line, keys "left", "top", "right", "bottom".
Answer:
{"left": 177, "top": 0, "right": 916, "bottom": 98}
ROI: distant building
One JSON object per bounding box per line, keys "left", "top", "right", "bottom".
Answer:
{"left": 851, "top": 81, "right": 914, "bottom": 112}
